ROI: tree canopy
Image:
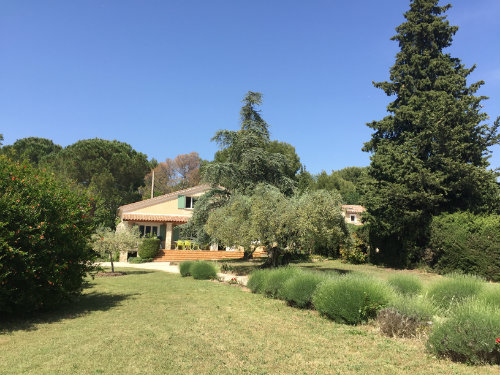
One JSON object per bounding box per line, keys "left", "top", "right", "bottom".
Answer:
{"left": 46, "top": 138, "right": 151, "bottom": 227}
{"left": 140, "top": 152, "right": 202, "bottom": 199}
{"left": 363, "top": 0, "right": 500, "bottom": 266}
{"left": 1, "top": 137, "right": 62, "bottom": 165}
{"left": 203, "top": 91, "right": 297, "bottom": 195}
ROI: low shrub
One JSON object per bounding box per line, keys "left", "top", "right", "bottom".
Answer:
{"left": 262, "top": 267, "right": 302, "bottom": 299}
{"left": 478, "top": 284, "right": 500, "bottom": 309}
{"left": 191, "top": 261, "right": 217, "bottom": 280}
{"left": 428, "top": 273, "right": 484, "bottom": 311}
{"left": 312, "top": 274, "right": 394, "bottom": 325}
{"left": 377, "top": 295, "right": 434, "bottom": 338}
{"left": 179, "top": 261, "right": 195, "bottom": 277}
{"left": 247, "top": 269, "right": 270, "bottom": 294}
{"left": 138, "top": 237, "right": 160, "bottom": 259}
{"left": 281, "top": 271, "right": 329, "bottom": 308}
{"left": 387, "top": 274, "right": 423, "bottom": 296}
{"left": 128, "top": 257, "right": 152, "bottom": 264}
{"left": 426, "top": 298, "right": 500, "bottom": 365}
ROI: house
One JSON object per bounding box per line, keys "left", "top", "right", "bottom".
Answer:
{"left": 341, "top": 205, "right": 366, "bottom": 226}
{"left": 117, "top": 184, "right": 211, "bottom": 250}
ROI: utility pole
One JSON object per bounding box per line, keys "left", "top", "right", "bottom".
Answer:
{"left": 151, "top": 169, "right": 155, "bottom": 199}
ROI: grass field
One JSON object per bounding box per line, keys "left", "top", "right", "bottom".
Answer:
{"left": 0, "top": 268, "right": 496, "bottom": 375}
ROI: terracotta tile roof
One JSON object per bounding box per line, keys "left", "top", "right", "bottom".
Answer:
{"left": 342, "top": 205, "right": 366, "bottom": 214}
{"left": 118, "top": 184, "right": 211, "bottom": 213}
{"left": 122, "top": 213, "right": 190, "bottom": 223}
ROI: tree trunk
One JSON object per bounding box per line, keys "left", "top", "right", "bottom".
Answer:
{"left": 109, "top": 252, "right": 114, "bottom": 273}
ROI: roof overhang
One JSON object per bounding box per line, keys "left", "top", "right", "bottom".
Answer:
{"left": 122, "top": 213, "right": 190, "bottom": 223}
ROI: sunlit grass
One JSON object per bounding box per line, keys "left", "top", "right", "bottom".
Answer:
{"left": 0, "top": 268, "right": 496, "bottom": 375}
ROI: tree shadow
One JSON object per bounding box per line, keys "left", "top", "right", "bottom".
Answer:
{"left": 0, "top": 291, "right": 135, "bottom": 334}
{"left": 298, "top": 265, "right": 352, "bottom": 275}
{"left": 94, "top": 269, "right": 155, "bottom": 276}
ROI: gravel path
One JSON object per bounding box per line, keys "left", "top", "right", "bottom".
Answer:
{"left": 98, "top": 261, "right": 249, "bottom": 285}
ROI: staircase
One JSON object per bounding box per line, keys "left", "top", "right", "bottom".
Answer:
{"left": 153, "top": 249, "right": 267, "bottom": 262}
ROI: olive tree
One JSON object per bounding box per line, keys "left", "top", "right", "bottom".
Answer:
{"left": 91, "top": 225, "right": 141, "bottom": 272}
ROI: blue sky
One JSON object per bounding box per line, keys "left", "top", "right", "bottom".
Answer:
{"left": 1, "top": 0, "right": 499, "bottom": 174}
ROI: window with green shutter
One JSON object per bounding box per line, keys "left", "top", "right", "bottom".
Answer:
{"left": 178, "top": 195, "right": 186, "bottom": 209}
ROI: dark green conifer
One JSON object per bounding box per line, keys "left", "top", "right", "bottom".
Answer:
{"left": 363, "top": 0, "right": 500, "bottom": 266}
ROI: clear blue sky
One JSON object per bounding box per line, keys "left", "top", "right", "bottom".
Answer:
{"left": 1, "top": 0, "right": 499, "bottom": 174}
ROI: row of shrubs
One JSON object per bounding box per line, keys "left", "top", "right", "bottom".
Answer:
{"left": 247, "top": 268, "right": 500, "bottom": 365}
{"left": 179, "top": 261, "right": 218, "bottom": 280}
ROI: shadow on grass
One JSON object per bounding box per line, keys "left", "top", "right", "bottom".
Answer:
{"left": 298, "top": 265, "right": 352, "bottom": 275}
{"left": 95, "top": 269, "right": 155, "bottom": 276}
{"left": 0, "top": 291, "right": 135, "bottom": 334}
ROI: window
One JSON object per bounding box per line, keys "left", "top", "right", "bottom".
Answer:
{"left": 185, "top": 196, "right": 198, "bottom": 209}
{"left": 350, "top": 215, "right": 356, "bottom": 222}
{"left": 139, "top": 225, "right": 159, "bottom": 237}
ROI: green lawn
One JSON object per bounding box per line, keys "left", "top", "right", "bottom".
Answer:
{"left": 0, "top": 268, "right": 496, "bottom": 375}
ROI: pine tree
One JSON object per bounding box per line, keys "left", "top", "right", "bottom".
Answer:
{"left": 363, "top": 0, "right": 500, "bottom": 266}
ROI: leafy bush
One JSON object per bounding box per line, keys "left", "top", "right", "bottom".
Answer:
{"left": 128, "top": 257, "right": 152, "bottom": 264}
{"left": 312, "top": 274, "right": 394, "bottom": 325}
{"left": 138, "top": 237, "right": 160, "bottom": 259}
{"left": 281, "top": 271, "right": 329, "bottom": 308}
{"left": 247, "top": 269, "right": 270, "bottom": 294}
{"left": 0, "top": 157, "right": 96, "bottom": 314}
{"left": 427, "top": 298, "right": 500, "bottom": 365}
{"left": 387, "top": 274, "right": 423, "bottom": 296}
{"left": 377, "top": 295, "right": 434, "bottom": 338}
{"left": 179, "top": 261, "right": 195, "bottom": 277}
{"left": 428, "top": 273, "right": 484, "bottom": 311}
{"left": 339, "top": 233, "right": 367, "bottom": 264}
{"left": 428, "top": 212, "right": 500, "bottom": 281}
{"left": 191, "top": 261, "right": 217, "bottom": 280}
{"left": 262, "top": 267, "right": 302, "bottom": 299}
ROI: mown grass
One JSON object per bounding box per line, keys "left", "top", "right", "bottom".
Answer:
{"left": 0, "top": 268, "right": 497, "bottom": 375}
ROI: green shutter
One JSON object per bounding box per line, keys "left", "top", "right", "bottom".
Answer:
{"left": 178, "top": 195, "right": 186, "bottom": 209}
{"left": 159, "top": 224, "right": 166, "bottom": 241}
{"left": 172, "top": 226, "right": 180, "bottom": 241}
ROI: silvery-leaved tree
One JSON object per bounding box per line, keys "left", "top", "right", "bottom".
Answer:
{"left": 91, "top": 225, "right": 141, "bottom": 272}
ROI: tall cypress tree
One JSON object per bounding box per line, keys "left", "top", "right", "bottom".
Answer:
{"left": 363, "top": 0, "right": 500, "bottom": 266}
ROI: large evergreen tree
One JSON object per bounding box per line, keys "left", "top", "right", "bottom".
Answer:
{"left": 203, "top": 91, "right": 296, "bottom": 195}
{"left": 363, "top": 0, "right": 500, "bottom": 266}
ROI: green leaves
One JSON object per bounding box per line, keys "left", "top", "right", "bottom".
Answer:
{"left": 364, "top": 0, "right": 500, "bottom": 266}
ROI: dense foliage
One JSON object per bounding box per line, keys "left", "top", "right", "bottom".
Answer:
{"left": 140, "top": 152, "right": 202, "bottom": 199}
{"left": 138, "top": 237, "right": 160, "bottom": 259}
{"left": 45, "top": 138, "right": 151, "bottom": 227}
{"left": 363, "top": 0, "right": 500, "bottom": 267}
{"left": 91, "top": 225, "right": 141, "bottom": 272}
{"left": 179, "top": 261, "right": 195, "bottom": 277}
{"left": 0, "top": 157, "right": 96, "bottom": 314}
{"left": 427, "top": 212, "right": 500, "bottom": 281}
{"left": 427, "top": 299, "right": 500, "bottom": 365}
{"left": 190, "top": 261, "right": 217, "bottom": 280}
{"left": 205, "top": 185, "right": 349, "bottom": 265}
{"left": 0, "top": 137, "right": 62, "bottom": 165}
{"left": 312, "top": 275, "right": 393, "bottom": 325}
{"left": 427, "top": 273, "right": 484, "bottom": 310}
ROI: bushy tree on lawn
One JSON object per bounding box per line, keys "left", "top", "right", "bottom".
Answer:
{"left": 91, "top": 225, "right": 141, "bottom": 272}
{"left": 0, "top": 156, "right": 96, "bottom": 314}
{"left": 363, "top": 0, "right": 500, "bottom": 266}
